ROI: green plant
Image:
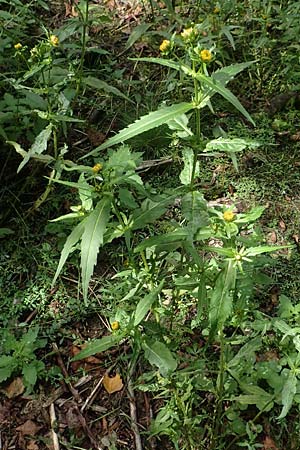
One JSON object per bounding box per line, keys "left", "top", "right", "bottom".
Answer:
{"left": 0, "top": 326, "right": 47, "bottom": 392}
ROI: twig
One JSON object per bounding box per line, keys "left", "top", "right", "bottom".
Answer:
{"left": 127, "top": 359, "right": 143, "bottom": 450}
{"left": 80, "top": 374, "right": 104, "bottom": 413}
{"left": 52, "top": 343, "right": 82, "bottom": 403}
{"left": 49, "top": 403, "right": 60, "bottom": 450}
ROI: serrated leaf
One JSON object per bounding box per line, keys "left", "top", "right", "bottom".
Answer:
{"left": 81, "top": 197, "right": 111, "bottom": 302}
{"left": 180, "top": 147, "right": 199, "bottom": 185}
{"left": 82, "top": 76, "right": 131, "bottom": 101}
{"left": 134, "top": 229, "right": 189, "bottom": 252}
{"left": 209, "top": 260, "right": 236, "bottom": 339}
{"left": 204, "top": 137, "right": 258, "bottom": 153}
{"left": 131, "top": 193, "right": 178, "bottom": 230}
{"left": 72, "top": 334, "right": 123, "bottom": 361}
{"left": 52, "top": 220, "right": 86, "bottom": 287}
{"left": 196, "top": 72, "right": 255, "bottom": 126}
{"left": 143, "top": 340, "right": 177, "bottom": 377}
{"left": 11, "top": 123, "right": 53, "bottom": 173}
{"left": 228, "top": 337, "right": 262, "bottom": 368}
{"left": 22, "top": 363, "right": 38, "bottom": 388}
{"left": 83, "top": 102, "right": 194, "bottom": 158}
{"left": 134, "top": 281, "right": 164, "bottom": 326}
{"left": 182, "top": 191, "right": 209, "bottom": 233}
{"left": 278, "top": 371, "right": 297, "bottom": 419}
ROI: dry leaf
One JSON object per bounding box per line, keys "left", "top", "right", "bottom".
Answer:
{"left": 5, "top": 377, "right": 25, "bottom": 398}
{"left": 27, "top": 440, "right": 39, "bottom": 450}
{"left": 263, "top": 436, "right": 279, "bottom": 450}
{"left": 103, "top": 373, "right": 123, "bottom": 394}
{"left": 268, "top": 231, "right": 277, "bottom": 244}
{"left": 16, "top": 420, "right": 41, "bottom": 436}
{"left": 278, "top": 219, "right": 286, "bottom": 231}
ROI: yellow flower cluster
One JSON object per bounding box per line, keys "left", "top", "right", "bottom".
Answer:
{"left": 92, "top": 163, "right": 103, "bottom": 173}
{"left": 14, "top": 43, "right": 22, "bottom": 50}
{"left": 223, "top": 210, "right": 235, "bottom": 222}
{"left": 50, "top": 35, "right": 59, "bottom": 47}
{"left": 159, "top": 39, "right": 170, "bottom": 52}
{"left": 200, "top": 49, "right": 212, "bottom": 63}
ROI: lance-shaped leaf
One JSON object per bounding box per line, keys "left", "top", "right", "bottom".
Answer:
{"left": 131, "top": 192, "right": 179, "bottom": 230}
{"left": 82, "top": 76, "right": 131, "bottom": 102}
{"left": 278, "top": 370, "right": 297, "bottom": 419}
{"left": 143, "top": 340, "right": 177, "bottom": 377}
{"left": 182, "top": 191, "right": 209, "bottom": 234}
{"left": 81, "top": 197, "right": 112, "bottom": 302}
{"left": 196, "top": 72, "right": 255, "bottom": 126}
{"left": 72, "top": 334, "right": 125, "bottom": 361}
{"left": 134, "top": 281, "right": 164, "bottom": 326}
{"left": 52, "top": 220, "right": 86, "bottom": 287}
{"left": 82, "top": 102, "right": 194, "bottom": 158}
{"left": 209, "top": 259, "right": 237, "bottom": 339}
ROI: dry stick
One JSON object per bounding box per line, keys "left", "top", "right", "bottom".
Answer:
{"left": 127, "top": 359, "right": 143, "bottom": 450}
{"left": 52, "top": 343, "right": 82, "bottom": 403}
{"left": 49, "top": 404, "right": 60, "bottom": 450}
{"left": 80, "top": 374, "right": 104, "bottom": 413}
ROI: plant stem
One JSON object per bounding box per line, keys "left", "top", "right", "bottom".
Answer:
{"left": 75, "top": 0, "right": 89, "bottom": 97}
{"left": 190, "top": 62, "right": 201, "bottom": 190}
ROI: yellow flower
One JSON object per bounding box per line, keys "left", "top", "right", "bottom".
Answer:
{"left": 159, "top": 39, "right": 170, "bottom": 52}
{"left": 213, "top": 6, "right": 220, "bottom": 14}
{"left": 181, "top": 27, "right": 194, "bottom": 40}
{"left": 49, "top": 35, "right": 59, "bottom": 47}
{"left": 111, "top": 321, "right": 120, "bottom": 331}
{"left": 92, "top": 163, "right": 103, "bottom": 173}
{"left": 223, "top": 210, "right": 235, "bottom": 222}
{"left": 200, "top": 49, "right": 212, "bottom": 63}
{"left": 14, "top": 43, "right": 22, "bottom": 50}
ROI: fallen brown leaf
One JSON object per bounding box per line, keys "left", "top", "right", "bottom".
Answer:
{"left": 5, "top": 377, "right": 25, "bottom": 398}
{"left": 263, "top": 435, "right": 279, "bottom": 450}
{"left": 103, "top": 373, "right": 123, "bottom": 394}
{"left": 16, "top": 420, "right": 41, "bottom": 436}
{"left": 278, "top": 219, "right": 286, "bottom": 231}
{"left": 27, "top": 440, "right": 39, "bottom": 450}
{"left": 268, "top": 231, "right": 277, "bottom": 244}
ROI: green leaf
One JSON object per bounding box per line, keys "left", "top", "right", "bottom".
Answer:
{"left": 134, "top": 229, "right": 189, "bottom": 252}
{"left": 81, "top": 197, "right": 111, "bottom": 302}
{"left": 180, "top": 147, "right": 199, "bottom": 185}
{"left": 82, "top": 76, "right": 131, "bottom": 101}
{"left": 82, "top": 102, "right": 194, "bottom": 158}
{"left": 278, "top": 371, "right": 297, "bottom": 419}
{"left": 72, "top": 334, "right": 124, "bottom": 361}
{"left": 124, "top": 23, "right": 152, "bottom": 51}
{"left": 129, "top": 57, "right": 184, "bottom": 72}
{"left": 209, "top": 260, "right": 237, "bottom": 339}
{"left": 181, "top": 191, "right": 209, "bottom": 234}
{"left": 196, "top": 72, "right": 255, "bottom": 126}
{"left": 204, "top": 137, "right": 258, "bottom": 153}
{"left": 52, "top": 220, "right": 86, "bottom": 286}
{"left": 228, "top": 337, "right": 262, "bottom": 368}
{"left": 246, "top": 245, "right": 290, "bottom": 257}
{"left": 132, "top": 192, "right": 179, "bottom": 230}
{"left": 7, "top": 123, "right": 53, "bottom": 173}
{"left": 134, "top": 281, "right": 164, "bottom": 326}
{"left": 235, "top": 384, "right": 274, "bottom": 411}
{"left": 143, "top": 340, "right": 177, "bottom": 377}
{"left": 0, "top": 228, "right": 13, "bottom": 238}
{"left": 167, "top": 113, "right": 193, "bottom": 138}
{"left": 22, "top": 362, "right": 38, "bottom": 388}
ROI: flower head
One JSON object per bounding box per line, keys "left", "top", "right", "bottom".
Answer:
{"left": 111, "top": 321, "right": 120, "bottom": 331}
{"left": 159, "top": 39, "right": 170, "bottom": 52}
{"left": 181, "top": 27, "right": 194, "bottom": 41}
{"left": 92, "top": 163, "right": 103, "bottom": 173}
{"left": 14, "top": 43, "right": 22, "bottom": 50}
{"left": 49, "top": 35, "right": 59, "bottom": 47}
{"left": 213, "top": 6, "right": 220, "bottom": 14}
{"left": 223, "top": 210, "right": 235, "bottom": 222}
{"left": 200, "top": 49, "right": 212, "bottom": 63}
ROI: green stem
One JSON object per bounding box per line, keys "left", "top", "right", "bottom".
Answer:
{"left": 75, "top": 0, "right": 89, "bottom": 97}
{"left": 210, "top": 329, "right": 226, "bottom": 449}
{"left": 190, "top": 62, "right": 201, "bottom": 190}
